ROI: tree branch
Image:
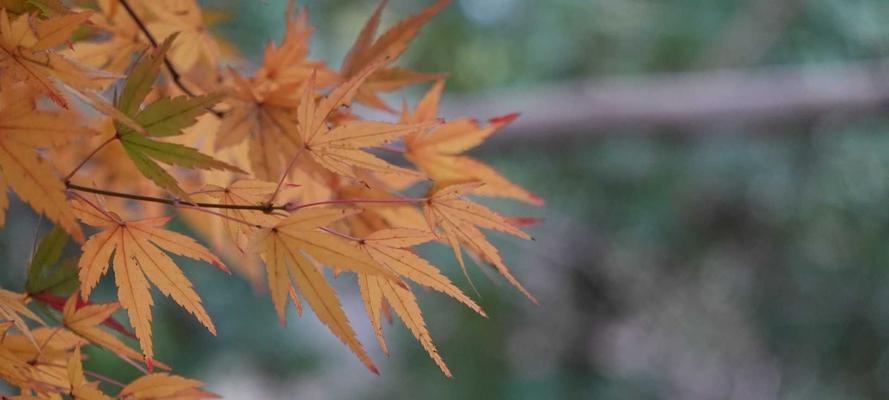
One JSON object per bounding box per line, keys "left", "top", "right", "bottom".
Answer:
{"left": 66, "top": 183, "right": 285, "bottom": 212}
{"left": 118, "top": 0, "right": 224, "bottom": 118}
{"left": 437, "top": 59, "right": 889, "bottom": 144}
{"left": 287, "top": 197, "right": 427, "bottom": 211}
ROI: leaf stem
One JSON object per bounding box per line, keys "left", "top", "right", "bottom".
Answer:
{"left": 70, "top": 191, "right": 123, "bottom": 224}
{"left": 267, "top": 145, "right": 305, "bottom": 205}
{"left": 64, "top": 135, "right": 117, "bottom": 182}
{"left": 118, "top": 0, "right": 224, "bottom": 118}
{"left": 66, "top": 183, "right": 287, "bottom": 211}
{"left": 85, "top": 370, "right": 127, "bottom": 388}
{"left": 287, "top": 197, "right": 427, "bottom": 211}
{"left": 319, "top": 226, "right": 364, "bottom": 242}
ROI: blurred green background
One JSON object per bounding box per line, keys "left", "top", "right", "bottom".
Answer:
{"left": 7, "top": 0, "right": 889, "bottom": 398}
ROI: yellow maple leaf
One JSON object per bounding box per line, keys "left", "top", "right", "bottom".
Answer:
{"left": 359, "top": 273, "right": 451, "bottom": 376}
{"left": 195, "top": 179, "right": 284, "bottom": 251}
{"left": 423, "top": 182, "right": 537, "bottom": 303}
{"left": 355, "top": 228, "right": 487, "bottom": 377}
{"left": 0, "top": 289, "right": 44, "bottom": 348}
{"left": 341, "top": 0, "right": 449, "bottom": 112}
{"left": 141, "top": 0, "right": 221, "bottom": 74}
{"left": 405, "top": 80, "right": 543, "bottom": 205}
{"left": 297, "top": 67, "right": 432, "bottom": 179}
{"left": 215, "top": 70, "right": 305, "bottom": 181}
{"left": 62, "top": 295, "right": 170, "bottom": 371}
{"left": 359, "top": 228, "right": 483, "bottom": 314}
{"left": 0, "top": 326, "right": 82, "bottom": 394}
{"left": 0, "top": 83, "right": 87, "bottom": 241}
{"left": 252, "top": 207, "right": 404, "bottom": 373}
{"left": 67, "top": 346, "right": 113, "bottom": 400}
{"left": 253, "top": 1, "right": 337, "bottom": 87}
{"left": 67, "top": 0, "right": 149, "bottom": 75}
{"left": 0, "top": 8, "right": 107, "bottom": 108}
{"left": 120, "top": 372, "right": 219, "bottom": 400}
{"left": 72, "top": 199, "right": 227, "bottom": 365}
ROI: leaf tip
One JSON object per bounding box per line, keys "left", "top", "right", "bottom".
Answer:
{"left": 145, "top": 356, "right": 155, "bottom": 372}
{"left": 214, "top": 260, "right": 232, "bottom": 275}
{"left": 489, "top": 112, "right": 520, "bottom": 126}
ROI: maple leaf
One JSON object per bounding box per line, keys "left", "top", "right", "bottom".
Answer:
{"left": 0, "top": 289, "right": 44, "bottom": 347}
{"left": 0, "top": 326, "right": 82, "bottom": 394}
{"left": 195, "top": 179, "right": 283, "bottom": 250}
{"left": 0, "top": 8, "right": 106, "bottom": 108}
{"left": 113, "top": 35, "right": 242, "bottom": 197}
{"left": 359, "top": 273, "right": 451, "bottom": 376}
{"left": 215, "top": 69, "right": 305, "bottom": 181}
{"left": 141, "top": 0, "right": 222, "bottom": 74}
{"left": 252, "top": 207, "right": 405, "bottom": 373}
{"left": 253, "top": 1, "right": 338, "bottom": 87}
{"left": 73, "top": 199, "right": 228, "bottom": 365}
{"left": 423, "top": 182, "right": 538, "bottom": 303}
{"left": 120, "top": 373, "right": 219, "bottom": 400}
{"left": 0, "top": 0, "right": 68, "bottom": 17}
{"left": 67, "top": 346, "right": 113, "bottom": 400}
{"left": 405, "top": 80, "right": 543, "bottom": 205}
{"left": 26, "top": 226, "right": 77, "bottom": 296}
{"left": 0, "top": 327, "right": 33, "bottom": 394}
{"left": 214, "top": 2, "right": 341, "bottom": 180}
{"left": 62, "top": 295, "right": 170, "bottom": 371}
{"left": 297, "top": 68, "right": 433, "bottom": 179}
{"left": 359, "top": 228, "right": 483, "bottom": 314}
{"left": 66, "top": 0, "right": 149, "bottom": 75}
{"left": 0, "top": 83, "right": 86, "bottom": 240}
{"left": 341, "top": 0, "right": 449, "bottom": 112}
{"left": 356, "top": 228, "right": 486, "bottom": 377}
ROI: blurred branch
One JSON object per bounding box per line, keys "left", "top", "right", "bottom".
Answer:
{"left": 440, "top": 60, "right": 889, "bottom": 144}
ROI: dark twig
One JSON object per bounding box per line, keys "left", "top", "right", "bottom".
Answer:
{"left": 66, "top": 183, "right": 286, "bottom": 212}
{"left": 118, "top": 0, "right": 225, "bottom": 118}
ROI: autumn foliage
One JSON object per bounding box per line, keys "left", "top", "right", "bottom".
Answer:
{"left": 0, "top": 0, "right": 541, "bottom": 397}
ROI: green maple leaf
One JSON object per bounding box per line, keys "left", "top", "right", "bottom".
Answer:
{"left": 114, "top": 34, "right": 242, "bottom": 197}
{"left": 25, "top": 226, "right": 78, "bottom": 295}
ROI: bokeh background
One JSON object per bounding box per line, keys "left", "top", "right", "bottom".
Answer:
{"left": 7, "top": 0, "right": 889, "bottom": 398}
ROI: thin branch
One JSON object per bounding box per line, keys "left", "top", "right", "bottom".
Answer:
{"left": 187, "top": 188, "right": 227, "bottom": 196}
{"left": 70, "top": 191, "right": 123, "bottom": 224}
{"left": 119, "top": 0, "right": 191, "bottom": 96}
{"left": 118, "top": 353, "right": 149, "bottom": 374}
{"left": 31, "top": 326, "right": 64, "bottom": 361}
{"left": 174, "top": 202, "right": 269, "bottom": 230}
{"left": 66, "top": 183, "right": 287, "bottom": 211}
{"left": 118, "top": 0, "right": 225, "bottom": 118}
{"left": 84, "top": 370, "right": 127, "bottom": 389}
{"left": 42, "top": 362, "right": 128, "bottom": 389}
{"left": 319, "top": 226, "right": 364, "bottom": 242}
{"left": 267, "top": 146, "right": 305, "bottom": 205}
{"left": 65, "top": 135, "right": 117, "bottom": 182}
{"left": 287, "top": 197, "right": 427, "bottom": 211}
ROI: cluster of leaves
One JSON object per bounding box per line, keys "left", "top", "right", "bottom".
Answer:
{"left": 0, "top": 0, "right": 541, "bottom": 397}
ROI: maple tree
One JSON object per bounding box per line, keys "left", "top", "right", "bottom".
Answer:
{"left": 0, "top": 0, "right": 541, "bottom": 397}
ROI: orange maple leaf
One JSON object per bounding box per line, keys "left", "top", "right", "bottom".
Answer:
{"left": 72, "top": 198, "right": 227, "bottom": 365}
{"left": 0, "top": 84, "right": 89, "bottom": 241}
{"left": 423, "top": 182, "right": 538, "bottom": 303}
{"left": 405, "top": 80, "right": 543, "bottom": 205}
